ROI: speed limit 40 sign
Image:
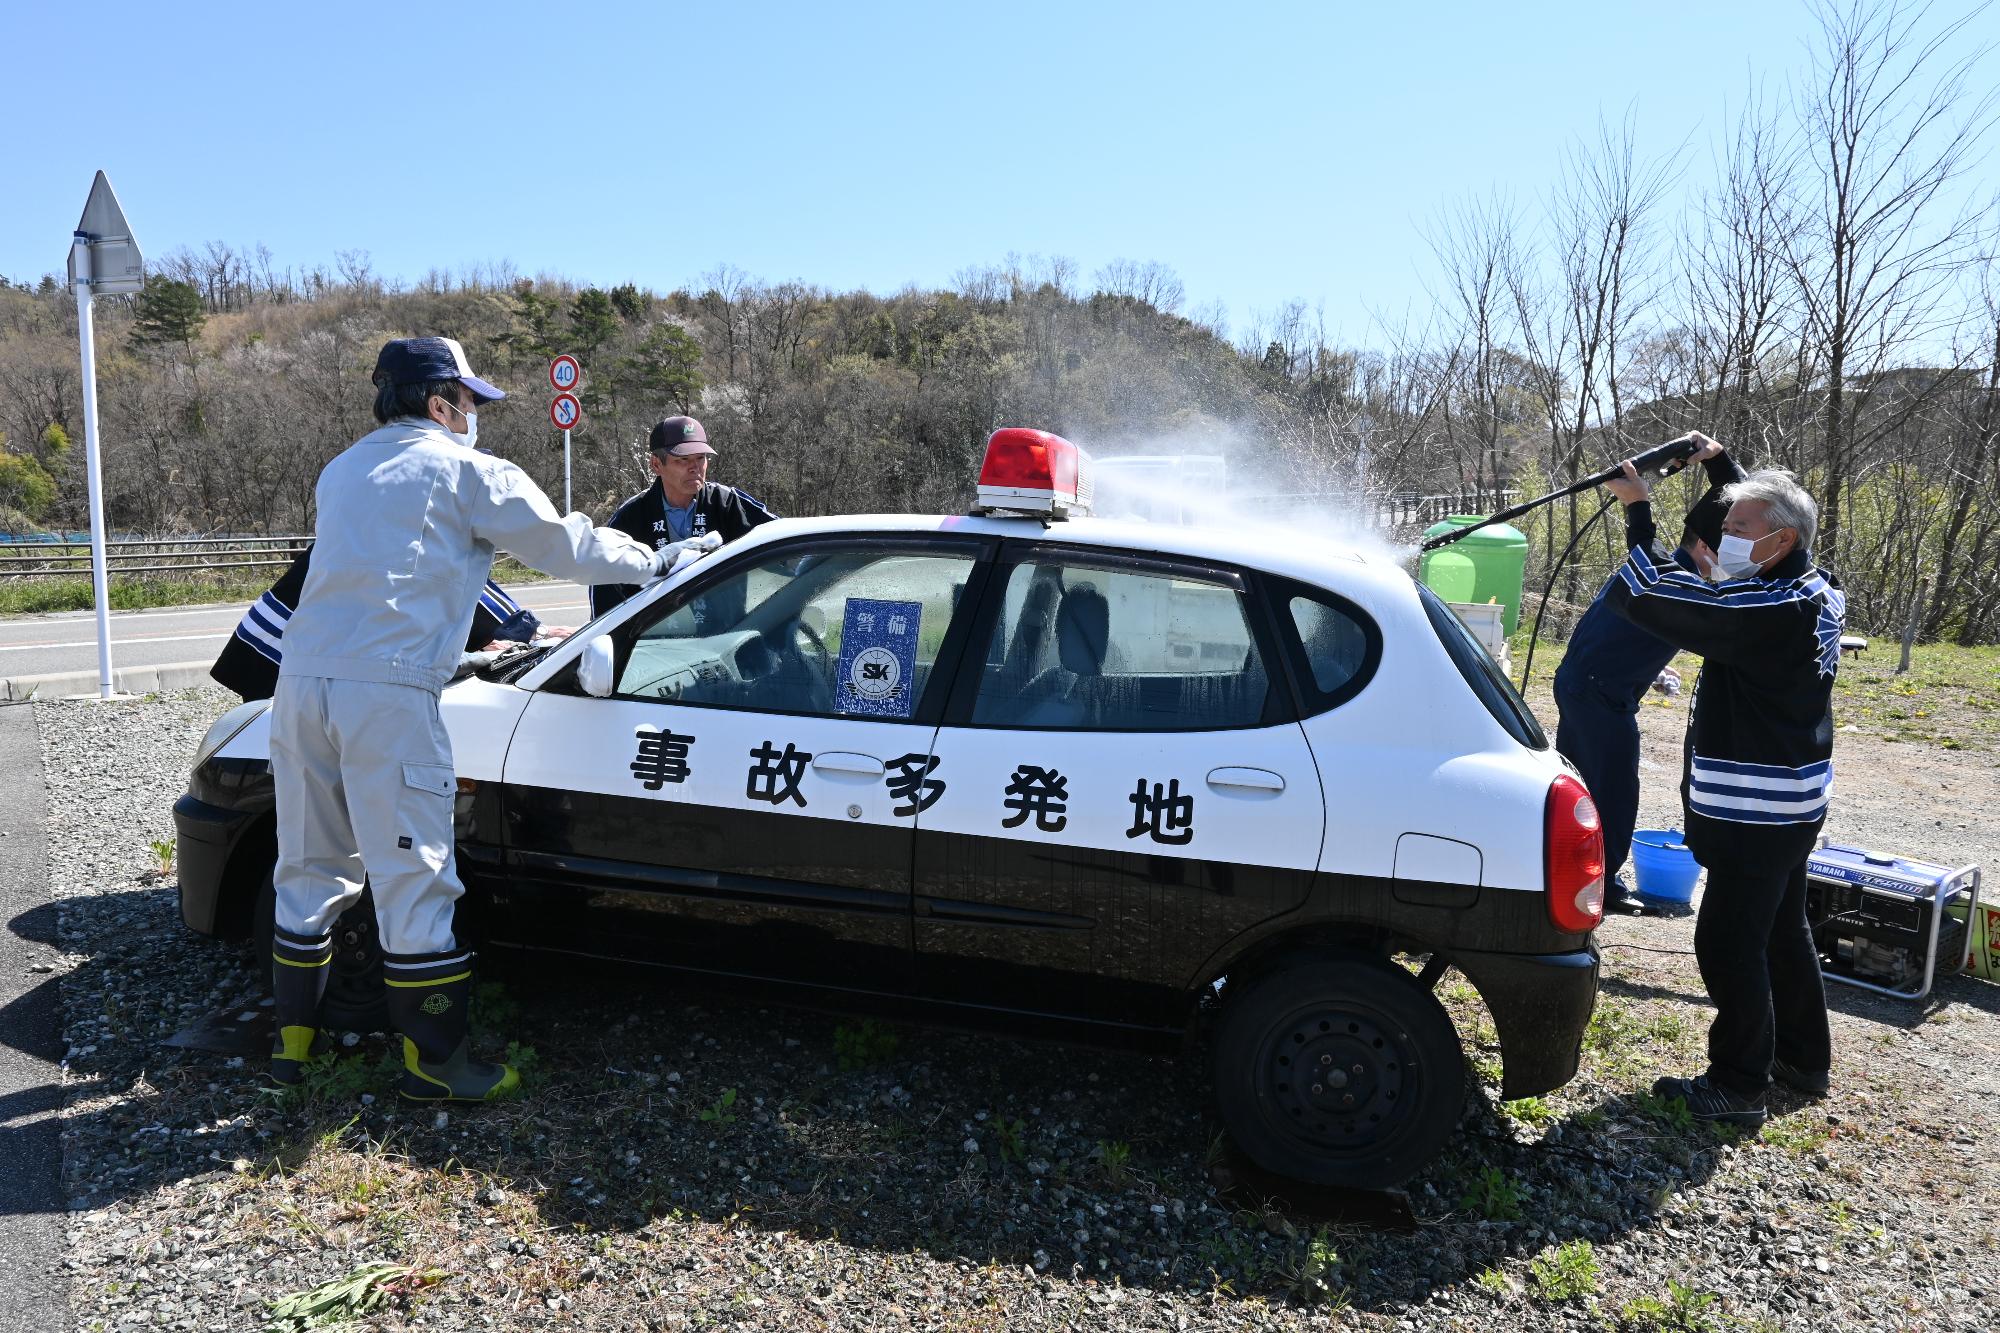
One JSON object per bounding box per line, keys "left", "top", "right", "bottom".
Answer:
{"left": 550, "top": 393, "right": 582, "bottom": 430}
{"left": 549, "top": 355, "right": 581, "bottom": 392}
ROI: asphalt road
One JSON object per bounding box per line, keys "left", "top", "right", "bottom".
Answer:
{"left": 0, "top": 581, "right": 591, "bottom": 681}
{"left": 0, "top": 700, "right": 68, "bottom": 1330}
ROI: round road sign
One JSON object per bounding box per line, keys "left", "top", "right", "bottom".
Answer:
{"left": 550, "top": 393, "right": 583, "bottom": 430}
{"left": 549, "top": 355, "right": 581, "bottom": 392}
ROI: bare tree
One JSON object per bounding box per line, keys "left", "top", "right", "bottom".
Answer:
{"left": 1782, "top": 0, "right": 1997, "bottom": 553}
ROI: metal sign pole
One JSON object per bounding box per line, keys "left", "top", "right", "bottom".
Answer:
{"left": 71, "top": 234, "right": 115, "bottom": 699}
{"left": 564, "top": 428, "right": 572, "bottom": 511}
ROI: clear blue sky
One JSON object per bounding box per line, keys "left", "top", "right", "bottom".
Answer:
{"left": 3, "top": 1, "right": 1993, "bottom": 344}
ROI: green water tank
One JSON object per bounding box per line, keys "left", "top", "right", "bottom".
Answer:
{"left": 1419, "top": 516, "right": 1529, "bottom": 634}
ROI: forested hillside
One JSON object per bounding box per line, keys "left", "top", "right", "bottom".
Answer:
{"left": 2, "top": 8, "right": 1995, "bottom": 640}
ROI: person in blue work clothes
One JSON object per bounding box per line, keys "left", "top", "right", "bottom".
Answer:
{"left": 589, "top": 415, "right": 777, "bottom": 617}
{"left": 1553, "top": 433, "right": 1745, "bottom": 911}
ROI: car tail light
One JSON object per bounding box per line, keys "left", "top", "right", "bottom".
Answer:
{"left": 974, "top": 427, "right": 1093, "bottom": 519}
{"left": 1545, "top": 773, "right": 1605, "bottom": 933}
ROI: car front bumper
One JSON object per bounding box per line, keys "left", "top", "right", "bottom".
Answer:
{"left": 1451, "top": 943, "right": 1600, "bottom": 1099}
{"left": 173, "top": 792, "right": 258, "bottom": 936}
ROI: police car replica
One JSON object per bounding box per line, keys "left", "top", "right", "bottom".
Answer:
{"left": 174, "top": 428, "right": 1603, "bottom": 1189}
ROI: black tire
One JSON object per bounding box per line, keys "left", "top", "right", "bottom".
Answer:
{"left": 1213, "top": 953, "right": 1465, "bottom": 1189}
{"left": 253, "top": 871, "right": 390, "bottom": 1033}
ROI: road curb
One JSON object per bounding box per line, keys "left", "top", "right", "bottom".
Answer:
{"left": 0, "top": 659, "right": 216, "bottom": 702}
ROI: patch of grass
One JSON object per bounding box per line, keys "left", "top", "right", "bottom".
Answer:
{"left": 502, "top": 1041, "right": 541, "bottom": 1089}
{"left": 1457, "top": 1165, "right": 1524, "bottom": 1221}
{"left": 1617, "top": 1279, "right": 1721, "bottom": 1331}
{"left": 1281, "top": 1225, "right": 1346, "bottom": 1307}
{"left": 832, "top": 1018, "right": 901, "bottom": 1071}
{"left": 266, "top": 1049, "right": 401, "bottom": 1110}
{"left": 1528, "top": 1239, "right": 1599, "bottom": 1303}
{"left": 1499, "top": 1095, "right": 1559, "bottom": 1127}
{"left": 1760, "top": 1114, "right": 1831, "bottom": 1156}
{"left": 1094, "top": 1138, "right": 1134, "bottom": 1188}
{"left": 146, "top": 837, "right": 175, "bottom": 877}
{"left": 0, "top": 574, "right": 275, "bottom": 616}
{"left": 1474, "top": 1264, "right": 1510, "bottom": 1294}
{"left": 699, "top": 1087, "right": 739, "bottom": 1126}
{"left": 993, "top": 1116, "right": 1028, "bottom": 1164}
{"left": 1632, "top": 1089, "right": 1695, "bottom": 1132}
{"left": 471, "top": 982, "right": 521, "bottom": 1030}
{"left": 265, "top": 1261, "right": 446, "bottom": 1330}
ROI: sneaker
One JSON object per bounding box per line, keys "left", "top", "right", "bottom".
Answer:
{"left": 1771, "top": 1058, "right": 1830, "bottom": 1096}
{"left": 1652, "top": 1073, "right": 1767, "bottom": 1128}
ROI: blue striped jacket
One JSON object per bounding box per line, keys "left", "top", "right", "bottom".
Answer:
{"left": 1605, "top": 501, "right": 1845, "bottom": 827}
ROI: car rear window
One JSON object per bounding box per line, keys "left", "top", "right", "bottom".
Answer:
{"left": 1417, "top": 583, "right": 1547, "bottom": 749}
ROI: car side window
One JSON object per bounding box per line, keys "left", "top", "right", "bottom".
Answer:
{"left": 615, "top": 545, "right": 979, "bottom": 719}
{"left": 1282, "top": 587, "right": 1381, "bottom": 712}
{"left": 970, "top": 559, "right": 1270, "bottom": 731}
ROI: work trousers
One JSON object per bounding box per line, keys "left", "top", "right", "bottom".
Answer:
{"left": 270, "top": 675, "right": 463, "bottom": 956}
{"left": 1685, "top": 810, "right": 1831, "bottom": 1096}
{"left": 1553, "top": 676, "right": 1641, "bottom": 889}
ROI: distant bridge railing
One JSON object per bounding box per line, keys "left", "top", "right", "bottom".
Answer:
{"left": 0, "top": 535, "right": 310, "bottom": 581}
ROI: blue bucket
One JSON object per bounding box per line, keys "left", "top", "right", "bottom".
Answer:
{"left": 1630, "top": 829, "right": 1700, "bottom": 907}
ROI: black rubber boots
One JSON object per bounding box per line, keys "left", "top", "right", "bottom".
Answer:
{"left": 381, "top": 948, "right": 518, "bottom": 1102}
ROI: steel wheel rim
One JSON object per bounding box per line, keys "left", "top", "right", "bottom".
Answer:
{"left": 1256, "top": 1001, "right": 1418, "bottom": 1158}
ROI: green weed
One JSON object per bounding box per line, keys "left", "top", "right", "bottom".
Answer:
{"left": 832, "top": 1018, "right": 901, "bottom": 1071}
{"left": 1617, "top": 1279, "right": 1721, "bottom": 1331}
{"left": 1474, "top": 1265, "right": 1510, "bottom": 1294}
{"left": 1529, "top": 1239, "right": 1599, "bottom": 1303}
{"left": 993, "top": 1116, "right": 1028, "bottom": 1164}
{"left": 1500, "top": 1096, "right": 1559, "bottom": 1127}
{"left": 1458, "top": 1165, "right": 1524, "bottom": 1221}
{"left": 1094, "top": 1139, "right": 1134, "bottom": 1188}
{"left": 699, "top": 1087, "right": 739, "bottom": 1126}
{"left": 1633, "top": 1090, "right": 1695, "bottom": 1132}
{"left": 265, "top": 1261, "right": 446, "bottom": 1330}
{"left": 1282, "top": 1225, "right": 1346, "bottom": 1307}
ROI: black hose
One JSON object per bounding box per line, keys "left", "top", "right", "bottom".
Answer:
{"left": 1517, "top": 494, "right": 1619, "bottom": 695}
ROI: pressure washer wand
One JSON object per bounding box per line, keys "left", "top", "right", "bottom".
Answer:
{"left": 1418, "top": 436, "right": 1704, "bottom": 551}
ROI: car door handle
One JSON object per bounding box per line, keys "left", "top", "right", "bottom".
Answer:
{"left": 1206, "top": 766, "right": 1286, "bottom": 793}
{"left": 812, "top": 751, "right": 885, "bottom": 777}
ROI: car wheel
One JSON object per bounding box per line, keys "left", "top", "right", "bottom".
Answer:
{"left": 1213, "top": 953, "right": 1465, "bottom": 1189}
{"left": 253, "top": 871, "right": 390, "bottom": 1033}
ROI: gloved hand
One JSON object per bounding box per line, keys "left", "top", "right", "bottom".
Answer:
{"left": 649, "top": 530, "right": 723, "bottom": 578}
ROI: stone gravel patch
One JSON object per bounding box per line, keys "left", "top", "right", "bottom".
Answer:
{"left": 29, "top": 686, "right": 2000, "bottom": 1331}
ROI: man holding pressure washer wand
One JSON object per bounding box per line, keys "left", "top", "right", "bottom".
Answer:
{"left": 1553, "top": 436, "right": 1744, "bottom": 912}
{"left": 1602, "top": 435, "right": 1847, "bottom": 1127}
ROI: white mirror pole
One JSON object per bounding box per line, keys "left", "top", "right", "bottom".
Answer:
{"left": 71, "top": 233, "right": 116, "bottom": 699}
{"left": 564, "top": 428, "right": 572, "bottom": 512}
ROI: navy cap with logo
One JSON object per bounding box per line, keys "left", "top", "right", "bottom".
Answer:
{"left": 372, "top": 336, "right": 507, "bottom": 404}
{"left": 648, "top": 415, "right": 715, "bottom": 457}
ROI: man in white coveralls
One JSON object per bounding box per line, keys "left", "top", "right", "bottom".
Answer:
{"left": 268, "top": 336, "right": 711, "bottom": 1100}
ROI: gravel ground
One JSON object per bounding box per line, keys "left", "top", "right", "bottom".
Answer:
{"left": 27, "top": 673, "right": 2000, "bottom": 1332}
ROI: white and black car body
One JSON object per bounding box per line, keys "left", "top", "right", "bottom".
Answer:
{"left": 176, "top": 438, "right": 1602, "bottom": 1188}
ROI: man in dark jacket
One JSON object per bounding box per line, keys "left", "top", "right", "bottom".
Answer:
{"left": 589, "top": 415, "right": 777, "bottom": 617}
{"left": 1554, "top": 444, "right": 1745, "bottom": 910}
{"left": 211, "top": 546, "right": 548, "bottom": 702}
{"left": 1604, "top": 437, "right": 1845, "bottom": 1127}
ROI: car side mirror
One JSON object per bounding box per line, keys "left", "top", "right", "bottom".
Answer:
{"left": 577, "top": 636, "right": 616, "bottom": 698}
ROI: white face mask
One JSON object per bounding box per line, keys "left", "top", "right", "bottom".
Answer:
{"left": 436, "top": 396, "right": 478, "bottom": 449}
{"left": 1715, "top": 530, "right": 1780, "bottom": 580}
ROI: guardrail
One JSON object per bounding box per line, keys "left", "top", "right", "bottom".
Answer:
{"left": 0, "top": 535, "right": 309, "bottom": 580}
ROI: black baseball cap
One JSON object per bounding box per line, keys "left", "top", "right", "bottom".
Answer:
{"left": 648, "top": 415, "right": 714, "bottom": 456}
{"left": 372, "top": 337, "right": 506, "bottom": 404}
